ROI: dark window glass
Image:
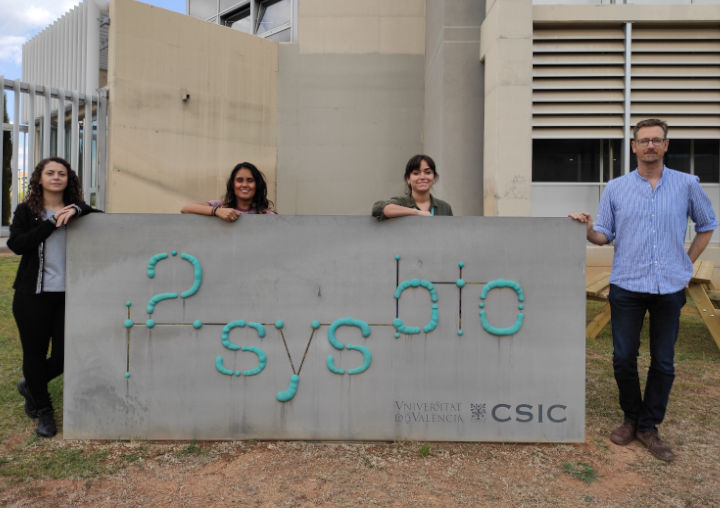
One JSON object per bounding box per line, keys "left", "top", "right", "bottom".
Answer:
{"left": 694, "top": 139, "right": 720, "bottom": 183}
{"left": 664, "top": 139, "right": 690, "bottom": 173}
{"left": 603, "top": 139, "right": 622, "bottom": 182}
{"left": 532, "top": 139, "right": 601, "bottom": 182}
{"left": 223, "top": 7, "right": 252, "bottom": 33}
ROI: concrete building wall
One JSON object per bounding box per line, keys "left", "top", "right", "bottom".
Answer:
{"left": 276, "top": 48, "right": 425, "bottom": 214}
{"left": 275, "top": 0, "right": 426, "bottom": 215}
{"left": 101, "top": 0, "right": 718, "bottom": 221}
{"left": 480, "top": 0, "right": 533, "bottom": 217}
{"left": 424, "top": 0, "right": 485, "bottom": 217}
{"left": 297, "top": 0, "right": 426, "bottom": 55}
{"left": 106, "top": 0, "right": 278, "bottom": 213}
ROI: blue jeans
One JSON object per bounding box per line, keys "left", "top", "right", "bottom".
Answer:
{"left": 608, "top": 284, "right": 686, "bottom": 432}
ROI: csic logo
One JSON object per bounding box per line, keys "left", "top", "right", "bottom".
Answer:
{"left": 490, "top": 403, "right": 567, "bottom": 423}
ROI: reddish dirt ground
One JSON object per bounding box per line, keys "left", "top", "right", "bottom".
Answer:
{"left": 2, "top": 428, "right": 718, "bottom": 507}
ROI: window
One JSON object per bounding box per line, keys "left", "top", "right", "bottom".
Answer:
{"left": 643, "top": 139, "right": 720, "bottom": 183}
{"left": 534, "top": 138, "right": 718, "bottom": 183}
{"left": 533, "top": 139, "right": 621, "bottom": 183}
{"left": 191, "top": 0, "right": 296, "bottom": 42}
{"left": 695, "top": 140, "right": 720, "bottom": 183}
{"left": 223, "top": 6, "right": 252, "bottom": 34}
{"left": 256, "top": 0, "right": 291, "bottom": 40}
{"left": 663, "top": 139, "right": 691, "bottom": 174}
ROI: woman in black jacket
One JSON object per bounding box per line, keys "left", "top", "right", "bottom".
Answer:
{"left": 8, "top": 157, "right": 94, "bottom": 438}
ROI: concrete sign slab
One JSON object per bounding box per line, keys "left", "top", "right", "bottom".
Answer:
{"left": 64, "top": 215, "right": 586, "bottom": 441}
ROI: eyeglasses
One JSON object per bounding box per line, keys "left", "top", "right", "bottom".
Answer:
{"left": 635, "top": 138, "right": 666, "bottom": 147}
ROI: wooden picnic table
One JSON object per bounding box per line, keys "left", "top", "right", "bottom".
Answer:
{"left": 585, "top": 260, "right": 720, "bottom": 351}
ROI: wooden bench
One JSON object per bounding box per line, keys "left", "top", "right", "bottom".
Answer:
{"left": 585, "top": 271, "right": 612, "bottom": 340}
{"left": 585, "top": 260, "right": 720, "bottom": 351}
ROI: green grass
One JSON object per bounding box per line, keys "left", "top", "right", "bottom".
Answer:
{"left": 0, "top": 256, "right": 24, "bottom": 441}
{"left": 0, "top": 256, "right": 139, "bottom": 481}
{"left": 563, "top": 461, "right": 598, "bottom": 484}
{"left": 179, "top": 440, "right": 204, "bottom": 456}
{"left": 1, "top": 447, "right": 111, "bottom": 480}
{"left": 584, "top": 299, "right": 720, "bottom": 436}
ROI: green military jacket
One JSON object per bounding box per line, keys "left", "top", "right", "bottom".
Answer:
{"left": 371, "top": 194, "right": 453, "bottom": 221}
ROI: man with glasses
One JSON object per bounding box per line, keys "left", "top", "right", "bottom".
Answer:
{"left": 569, "top": 118, "right": 717, "bottom": 461}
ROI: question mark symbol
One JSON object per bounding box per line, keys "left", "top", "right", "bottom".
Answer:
{"left": 143, "top": 251, "right": 203, "bottom": 328}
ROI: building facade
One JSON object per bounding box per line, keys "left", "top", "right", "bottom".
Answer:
{"left": 20, "top": 0, "right": 720, "bottom": 234}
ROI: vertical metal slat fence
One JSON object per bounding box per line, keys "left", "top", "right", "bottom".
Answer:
{"left": 0, "top": 77, "right": 106, "bottom": 235}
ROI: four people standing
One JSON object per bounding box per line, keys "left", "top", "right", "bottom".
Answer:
{"left": 570, "top": 119, "right": 717, "bottom": 461}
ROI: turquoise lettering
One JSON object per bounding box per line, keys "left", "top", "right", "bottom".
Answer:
{"left": 479, "top": 279, "right": 525, "bottom": 336}
{"left": 277, "top": 374, "right": 299, "bottom": 402}
{"left": 393, "top": 279, "right": 439, "bottom": 336}
{"left": 326, "top": 317, "right": 372, "bottom": 375}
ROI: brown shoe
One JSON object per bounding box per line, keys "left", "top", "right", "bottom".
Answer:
{"left": 636, "top": 430, "right": 676, "bottom": 461}
{"left": 610, "top": 420, "right": 636, "bottom": 445}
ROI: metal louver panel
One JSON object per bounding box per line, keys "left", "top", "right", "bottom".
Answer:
{"left": 533, "top": 25, "right": 626, "bottom": 139}
{"left": 533, "top": 23, "right": 720, "bottom": 139}
{"left": 631, "top": 25, "right": 720, "bottom": 139}
{"left": 21, "top": 0, "right": 109, "bottom": 121}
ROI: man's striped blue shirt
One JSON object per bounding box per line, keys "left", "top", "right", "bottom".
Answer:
{"left": 594, "top": 167, "right": 717, "bottom": 294}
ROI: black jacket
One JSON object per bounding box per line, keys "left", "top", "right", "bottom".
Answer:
{"left": 7, "top": 202, "right": 96, "bottom": 294}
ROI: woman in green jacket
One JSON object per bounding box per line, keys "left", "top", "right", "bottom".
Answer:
{"left": 372, "top": 154, "right": 453, "bottom": 220}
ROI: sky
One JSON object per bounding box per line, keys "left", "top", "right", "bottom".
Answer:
{"left": 0, "top": 1, "right": 185, "bottom": 172}
{"left": 0, "top": 0, "right": 186, "bottom": 81}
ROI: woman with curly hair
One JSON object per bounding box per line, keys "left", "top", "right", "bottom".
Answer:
{"left": 181, "top": 162, "right": 276, "bottom": 220}
{"left": 8, "top": 157, "right": 96, "bottom": 438}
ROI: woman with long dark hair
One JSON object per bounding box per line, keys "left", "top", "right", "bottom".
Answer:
{"left": 8, "top": 157, "right": 95, "bottom": 437}
{"left": 372, "top": 154, "right": 453, "bottom": 220}
{"left": 181, "top": 162, "right": 276, "bottom": 220}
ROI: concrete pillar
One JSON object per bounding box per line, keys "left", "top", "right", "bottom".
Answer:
{"left": 480, "top": 0, "right": 532, "bottom": 216}
{"left": 424, "top": 0, "right": 484, "bottom": 216}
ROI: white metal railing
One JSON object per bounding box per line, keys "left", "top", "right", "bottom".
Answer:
{"left": 0, "top": 77, "right": 106, "bottom": 235}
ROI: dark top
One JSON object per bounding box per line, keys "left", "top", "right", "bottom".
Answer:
{"left": 371, "top": 194, "right": 453, "bottom": 221}
{"left": 8, "top": 202, "right": 96, "bottom": 294}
